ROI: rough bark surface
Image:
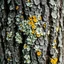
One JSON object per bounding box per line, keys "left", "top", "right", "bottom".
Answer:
{"left": 0, "top": 0, "right": 64, "bottom": 64}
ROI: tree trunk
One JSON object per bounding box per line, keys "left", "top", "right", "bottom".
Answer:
{"left": 0, "top": 0, "right": 64, "bottom": 64}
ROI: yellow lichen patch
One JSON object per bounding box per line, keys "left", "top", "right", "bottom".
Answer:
{"left": 7, "top": 58, "right": 11, "bottom": 61}
{"left": 31, "top": 24, "right": 36, "bottom": 29}
{"left": 43, "top": 23, "right": 46, "bottom": 28}
{"left": 27, "top": 0, "right": 30, "bottom": 2}
{"left": 28, "top": 16, "right": 38, "bottom": 23}
{"left": 36, "top": 51, "right": 42, "bottom": 56}
{"left": 53, "top": 39, "right": 56, "bottom": 43}
{"left": 53, "top": 45, "right": 56, "bottom": 49}
{"left": 28, "top": 20, "right": 36, "bottom": 29}
{"left": 33, "top": 18, "right": 38, "bottom": 23}
{"left": 28, "top": 21, "right": 34, "bottom": 26}
{"left": 36, "top": 33, "right": 41, "bottom": 37}
{"left": 16, "top": 6, "right": 19, "bottom": 10}
{"left": 28, "top": 17, "right": 32, "bottom": 21}
{"left": 31, "top": 30, "right": 35, "bottom": 34}
{"left": 50, "top": 58, "right": 58, "bottom": 64}
{"left": 32, "top": 16, "right": 38, "bottom": 23}
{"left": 56, "top": 27, "right": 60, "bottom": 32}
{"left": 23, "top": 44, "right": 27, "bottom": 49}
{"left": 39, "top": 16, "right": 42, "bottom": 20}
{"left": 32, "top": 16, "right": 36, "bottom": 19}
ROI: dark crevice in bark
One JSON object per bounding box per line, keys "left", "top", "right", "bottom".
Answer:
{"left": 58, "top": 0, "right": 62, "bottom": 63}
{"left": 21, "top": 0, "right": 27, "bottom": 20}
{"left": 57, "top": 37, "right": 59, "bottom": 63}
{"left": 1, "top": 15, "right": 6, "bottom": 63}
{"left": 4, "top": 0, "right": 10, "bottom": 17}
{"left": 46, "top": 0, "right": 53, "bottom": 64}
{"left": 40, "top": 3, "right": 45, "bottom": 18}
{"left": 19, "top": 32, "right": 28, "bottom": 64}
{"left": 35, "top": 53, "right": 39, "bottom": 64}
{"left": 1, "top": 31, "right": 7, "bottom": 64}
{"left": 13, "top": 25, "right": 18, "bottom": 47}
{"left": 46, "top": 34, "right": 53, "bottom": 64}
{"left": 14, "top": 0, "right": 26, "bottom": 63}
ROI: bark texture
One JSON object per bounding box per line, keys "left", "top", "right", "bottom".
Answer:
{"left": 0, "top": 0, "right": 64, "bottom": 64}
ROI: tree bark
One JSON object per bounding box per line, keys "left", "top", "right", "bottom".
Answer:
{"left": 0, "top": 0, "right": 64, "bottom": 64}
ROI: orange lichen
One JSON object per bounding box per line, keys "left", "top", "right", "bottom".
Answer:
{"left": 28, "top": 21, "right": 34, "bottom": 26}
{"left": 31, "top": 24, "right": 36, "bottom": 29}
{"left": 33, "top": 18, "right": 38, "bottom": 23}
{"left": 28, "top": 17, "right": 32, "bottom": 21}
{"left": 33, "top": 16, "right": 38, "bottom": 23}
{"left": 50, "top": 58, "right": 58, "bottom": 64}
{"left": 32, "top": 16, "right": 36, "bottom": 19}
{"left": 16, "top": 6, "right": 19, "bottom": 10}
{"left": 36, "top": 51, "right": 42, "bottom": 56}
{"left": 28, "top": 16, "right": 38, "bottom": 23}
